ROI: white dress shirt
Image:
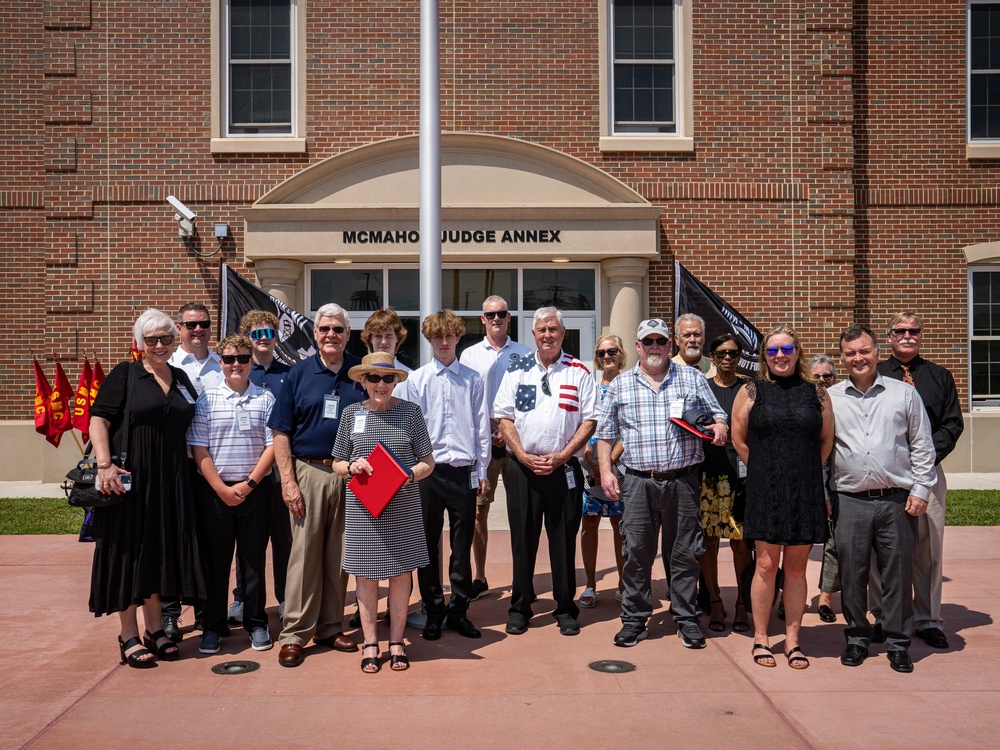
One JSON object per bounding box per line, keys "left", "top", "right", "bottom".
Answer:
{"left": 402, "top": 357, "right": 491, "bottom": 480}
{"left": 169, "top": 348, "right": 223, "bottom": 396}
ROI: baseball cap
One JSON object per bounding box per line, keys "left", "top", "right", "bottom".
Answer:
{"left": 637, "top": 318, "right": 669, "bottom": 340}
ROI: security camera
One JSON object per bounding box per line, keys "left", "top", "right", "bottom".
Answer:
{"left": 167, "top": 195, "right": 197, "bottom": 237}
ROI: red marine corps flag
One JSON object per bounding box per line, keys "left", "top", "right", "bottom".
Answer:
{"left": 32, "top": 357, "right": 52, "bottom": 440}
{"left": 72, "top": 357, "right": 93, "bottom": 442}
{"left": 47, "top": 358, "right": 74, "bottom": 447}
{"left": 90, "top": 359, "right": 105, "bottom": 406}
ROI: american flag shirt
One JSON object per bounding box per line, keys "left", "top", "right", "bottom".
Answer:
{"left": 493, "top": 350, "right": 599, "bottom": 456}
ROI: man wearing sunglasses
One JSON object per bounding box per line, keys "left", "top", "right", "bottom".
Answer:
{"left": 872, "top": 312, "right": 964, "bottom": 651}
{"left": 459, "top": 295, "right": 530, "bottom": 602}
{"left": 403, "top": 311, "right": 491, "bottom": 641}
{"left": 671, "top": 313, "right": 716, "bottom": 379}
{"left": 268, "top": 303, "right": 365, "bottom": 667}
{"left": 596, "top": 318, "right": 728, "bottom": 650}
{"left": 493, "top": 307, "right": 599, "bottom": 637}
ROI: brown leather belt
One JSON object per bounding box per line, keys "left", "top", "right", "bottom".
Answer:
{"left": 295, "top": 457, "right": 334, "bottom": 467}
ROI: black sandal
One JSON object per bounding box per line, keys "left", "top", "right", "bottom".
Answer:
{"left": 708, "top": 598, "right": 726, "bottom": 632}
{"left": 733, "top": 602, "right": 750, "bottom": 633}
{"left": 144, "top": 629, "right": 180, "bottom": 661}
{"left": 360, "top": 643, "right": 381, "bottom": 674}
{"left": 752, "top": 643, "right": 776, "bottom": 668}
{"left": 118, "top": 635, "right": 156, "bottom": 668}
{"left": 388, "top": 641, "right": 410, "bottom": 672}
{"left": 785, "top": 646, "right": 810, "bottom": 670}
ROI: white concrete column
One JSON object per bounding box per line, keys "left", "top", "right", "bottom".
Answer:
{"left": 253, "top": 259, "right": 304, "bottom": 310}
{"left": 601, "top": 257, "right": 649, "bottom": 370}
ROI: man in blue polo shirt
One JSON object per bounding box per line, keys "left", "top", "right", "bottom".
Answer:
{"left": 268, "top": 303, "right": 365, "bottom": 668}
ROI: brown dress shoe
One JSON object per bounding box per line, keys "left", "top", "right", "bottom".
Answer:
{"left": 278, "top": 643, "right": 304, "bottom": 668}
{"left": 314, "top": 632, "right": 359, "bottom": 652}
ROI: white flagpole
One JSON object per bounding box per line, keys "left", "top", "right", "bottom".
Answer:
{"left": 419, "top": 0, "right": 441, "bottom": 366}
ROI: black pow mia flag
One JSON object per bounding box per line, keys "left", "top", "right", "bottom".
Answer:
{"left": 221, "top": 264, "right": 316, "bottom": 366}
{"left": 673, "top": 262, "right": 761, "bottom": 378}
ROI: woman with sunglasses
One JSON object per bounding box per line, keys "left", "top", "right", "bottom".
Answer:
{"left": 731, "top": 325, "right": 834, "bottom": 669}
{"left": 698, "top": 334, "right": 753, "bottom": 633}
{"left": 578, "top": 335, "right": 627, "bottom": 609}
{"left": 88, "top": 308, "right": 206, "bottom": 667}
{"left": 332, "top": 352, "right": 434, "bottom": 673}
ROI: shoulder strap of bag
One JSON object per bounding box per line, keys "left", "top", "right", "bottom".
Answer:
{"left": 119, "top": 363, "right": 136, "bottom": 464}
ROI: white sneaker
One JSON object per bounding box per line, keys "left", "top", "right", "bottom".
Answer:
{"left": 227, "top": 600, "right": 244, "bottom": 624}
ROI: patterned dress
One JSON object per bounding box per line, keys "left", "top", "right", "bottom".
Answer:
{"left": 333, "top": 398, "right": 432, "bottom": 580}
{"left": 699, "top": 378, "right": 745, "bottom": 539}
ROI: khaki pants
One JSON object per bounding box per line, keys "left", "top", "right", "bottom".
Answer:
{"left": 278, "top": 460, "right": 349, "bottom": 647}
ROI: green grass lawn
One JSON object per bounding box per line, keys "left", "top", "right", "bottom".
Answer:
{"left": 1, "top": 490, "right": 999, "bottom": 535}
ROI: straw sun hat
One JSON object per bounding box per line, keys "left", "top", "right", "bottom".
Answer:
{"left": 347, "top": 351, "right": 409, "bottom": 383}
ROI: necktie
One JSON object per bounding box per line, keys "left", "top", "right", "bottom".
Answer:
{"left": 901, "top": 364, "right": 914, "bottom": 386}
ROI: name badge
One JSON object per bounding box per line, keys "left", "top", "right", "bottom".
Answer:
{"left": 179, "top": 386, "right": 196, "bottom": 405}
{"left": 565, "top": 465, "right": 577, "bottom": 489}
{"left": 353, "top": 412, "right": 367, "bottom": 433}
{"left": 469, "top": 468, "right": 479, "bottom": 490}
{"left": 235, "top": 405, "right": 252, "bottom": 432}
{"left": 669, "top": 399, "right": 684, "bottom": 419}
{"left": 737, "top": 456, "right": 748, "bottom": 479}
{"left": 323, "top": 394, "right": 340, "bottom": 420}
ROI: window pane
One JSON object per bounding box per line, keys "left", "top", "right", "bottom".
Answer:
{"left": 388, "top": 269, "right": 420, "bottom": 310}
{"left": 974, "top": 303, "right": 992, "bottom": 336}
{"left": 311, "top": 269, "right": 384, "bottom": 311}
{"left": 441, "top": 269, "right": 517, "bottom": 312}
{"left": 523, "top": 269, "right": 596, "bottom": 310}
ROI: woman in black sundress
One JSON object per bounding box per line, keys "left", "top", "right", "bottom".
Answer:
{"left": 332, "top": 352, "right": 434, "bottom": 673}
{"left": 89, "top": 308, "right": 206, "bottom": 668}
{"left": 731, "top": 325, "right": 834, "bottom": 670}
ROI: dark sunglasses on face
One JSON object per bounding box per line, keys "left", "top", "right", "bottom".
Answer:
{"left": 641, "top": 336, "right": 669, "bottom": 347}
{"left": 364, "top": 373, "right": 397, "bottom": 384}
{"left": 765, "top": 344, "right": 796, "bottom": 357}
{"left": 317, "top": 325, "right": 346, "bottom": 335}
{"left": 484, "top": 310, "right": 509, "bottom": 320}
{"left": 249, "top": 328, "right": 277, "bottom": 340}
{"left": 890, "top": 327, "right": 921, "bottom": 337}
{"left": 596, "top": 348, "right": 619, "bottom": 358}
{"left": 816, "top": 372, "right": 835, "bottom": 381}
{"left": 182, "top": 320, "right": 211, "bottom": 330}
{"left": 143, "top": 335, "right": 174, "bottom": 346}
{"left": 712, "top": 349, "right": 740, "bottom": 359}
{"left": 221, "top": 354, "right": 252, "bottom": 365}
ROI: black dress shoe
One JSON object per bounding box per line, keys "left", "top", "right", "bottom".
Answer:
{"left": 447, "top": 617, "right": 482, "bottom": 639}
{"left": 818, "top": 604, "right": 837, "bottom": 623}
{"left": 422, "top": 620, "right": 443, "bottom": 641}
{"left": 919, "top": 628, "right": 949, "bottom": 649}
{"left": 888, "top": 650, "right": 914, "bottom": 673}
{"left": 162, "top": 615, "right": 182, "bottom": 643}
{"left": 872, "top": 623, "right": 885, "bottom": 643}
{"left": 841, "top": 644, "right": 868, "bottom": 667}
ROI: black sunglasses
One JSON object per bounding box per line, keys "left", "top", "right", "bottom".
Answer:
{"left": 889, "top": 327, "right": 921, "bottom": 337}
{"left": 317, "top": 325, "right": 346, "bottom": 335}
{"left": 595, "top": 347, "right": 619, "bottom": 358}
{"left": 221, "top": 354, "right": 252, "bottom": 365}
{"left": 249, "top": 328, "right": 277, "bottom": 340}
{"left": 816, "top": 372, "right": 835, "bottom": 382}
{"left": 364, "top": 373, "right": 397, "bottom": 384}
{"left": 712, "top": 349, "right": 740, "bottom": 359}
{"left": 143, "top": 335, "right": 174, "bottom": 346}
{"left": 182, "top": 320, "right": 211, "bottom": 330}
{"left": 641, "top": 336, "right": 669, "bottom": 347}
{"left": 484, "top": 310, "right": 509, "bottom": 320}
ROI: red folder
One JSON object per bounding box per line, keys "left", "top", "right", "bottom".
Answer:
{"left": 347, "top": 442, "right": 412, "bottom": 519}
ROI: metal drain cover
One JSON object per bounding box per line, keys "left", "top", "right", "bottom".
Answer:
{"left": 588, "top": 660, "right": 636, "bottom": 673}
{"left": 211, "top": 660, "right": 261, "bottom": 675}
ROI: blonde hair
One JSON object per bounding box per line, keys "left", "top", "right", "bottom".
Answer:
{"left": 593, "top": 334, "right": 627, "bottom": 373}
{"left": 757, "top": 324, "right": 813, "bottom": 383}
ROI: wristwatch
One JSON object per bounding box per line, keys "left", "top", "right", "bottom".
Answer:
{"left": 245, "top": 477, "right": 258, "bottom": 489}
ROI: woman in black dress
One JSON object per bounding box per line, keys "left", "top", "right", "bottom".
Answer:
{"left": 731, "top": 325, "right": 834, "bottom": 669}
{"left": 89, "top": 308, "right": 206, "bottom": 667}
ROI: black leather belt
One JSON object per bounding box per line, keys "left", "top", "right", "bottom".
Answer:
{"left": 625, "top": 466, "right": 693, "bottom": 481}
{"left": 841, "top": 487, "right": 907, "bottom": 499}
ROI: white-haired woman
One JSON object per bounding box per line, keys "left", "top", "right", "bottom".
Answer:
{"left": 89, "top": 308, "right": 206, "bottom": 667}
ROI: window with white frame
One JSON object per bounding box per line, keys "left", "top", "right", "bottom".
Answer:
{"left": 971, "top": 267, "right": 1000, "bottom": 407}
{"left": 599, "top": 0, "right": 692, "bottom": 152}
{"left": 226, "top": 0, "right": 293, "bottom": 135}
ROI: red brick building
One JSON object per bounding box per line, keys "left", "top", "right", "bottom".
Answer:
{"left": 3, "top": 0, "right": 999, "bottom": 478}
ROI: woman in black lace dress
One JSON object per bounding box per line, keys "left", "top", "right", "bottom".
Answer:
{"left": 731, "top": 325, "right": 834, "bottom": 670}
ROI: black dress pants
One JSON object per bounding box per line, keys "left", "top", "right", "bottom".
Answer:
{"left": 233, "top": 474, "right": 291, "bottom": 605}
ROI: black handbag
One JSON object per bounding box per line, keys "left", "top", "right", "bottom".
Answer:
{"left": 63, "top": 364, "right": 135, "bottom": 509}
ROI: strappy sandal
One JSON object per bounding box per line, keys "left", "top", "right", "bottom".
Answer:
{"left": 785, "top": 646, "right": 810, "bottom": 670}
{"left": 144, "top": 629, "right": 180, "bottom": 661}
{"left": 752, "top": 643, "right": 776, "bottom": 668}
{"left": 360, "top": 643, "right": 381, "bottom": 674}
{"left": 733, "top": 603, "right": 750, "bottom": 633}
{"left": 388, "top": 641, "right": 410, "bottom": 672}
{"left": 708, "top": 598, "right": 726, "bottom": 632}
{"left": 118, "top": 635, "right": 156, "bottom": 668}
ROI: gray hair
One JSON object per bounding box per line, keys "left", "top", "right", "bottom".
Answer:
{"left": 482, "top": 295, "right": 508, "bottom": 311}
{"left": 674, "top": 313, "right": 705, "bottom": 335}
{"left": 532, "top": 307, "right": 564, "bottom": 329}
{"left": 314, "top": 303, "right": 349, "bottom": 329}
{"left": 808, "top": 354, "right": 838, "bottom": 379}
{"left": 135, "top": 308, "right": 175, "bottom": 344}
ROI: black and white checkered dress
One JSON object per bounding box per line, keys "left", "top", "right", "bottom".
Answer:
{"left": 333, "top": 399, "right": 432, "bottom": 580}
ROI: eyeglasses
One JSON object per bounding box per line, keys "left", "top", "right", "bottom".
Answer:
{"left": 249, "top": 328, "right": 277, "bottom": 340}
{"left": 889, "top": 327, "right": 921, "bottom": 337}
{"left": 182, "top": 320, "right": 211, "bottom": 330}
{"left": 143, "top": 335, "right": 174, "bottom": 346}
{"left": 484, "top": 310, "right": 509, "bottom": 320}
{"left": 641, "top": 337, "right": 669, "bottom": 347}
{"left": 712, "top": 349, "right": 740, "bottom": 359}
{"left": 816, "top": 372, "right": 835, "bottom": 382}
{"left": 221, "top": 354, "right": 252, "bottom": 365}
{"left": 363, "top": 373, "right": 397, "bottom": 384}
{"left": 317, "top": 325, "right": 346, "bottom": 335}
{"left": 540, "top": 373, "right": 551, "bottom": 396}
{"left": 765, "top": 344, "right": 796, "bottom": 357}
{"left": 595, "top": 348, "right": 619, "bottom": 359}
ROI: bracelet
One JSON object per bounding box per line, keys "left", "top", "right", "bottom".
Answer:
{"left": 96, "top": 460, "right": 113, "bottom": 469}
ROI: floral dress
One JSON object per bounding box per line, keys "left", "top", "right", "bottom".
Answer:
{"left": 699, "top": 378, "right": 745, "bottom": 540}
